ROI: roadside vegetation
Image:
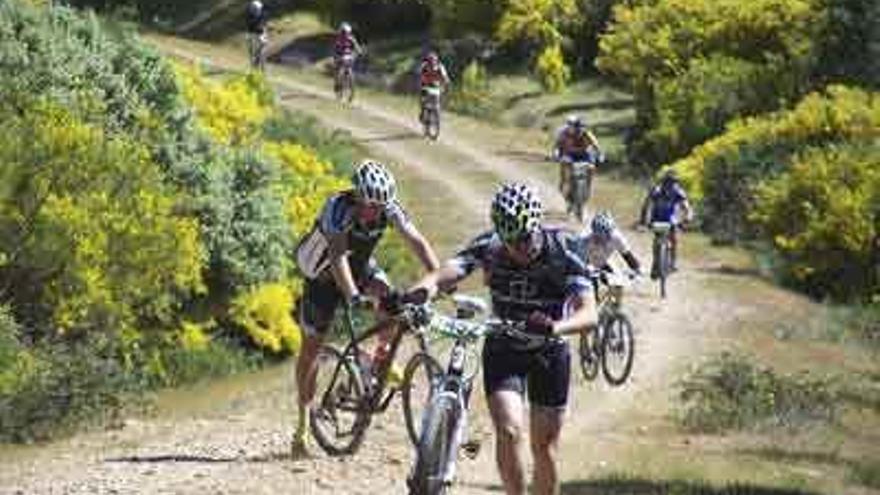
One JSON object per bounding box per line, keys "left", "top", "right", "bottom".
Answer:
{"left": 0, "top": 0, "right": 380, "bottom": 442}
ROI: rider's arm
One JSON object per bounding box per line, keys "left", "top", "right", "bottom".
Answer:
{"left": 612, "top": 230, "right": 642, "bottom": 273}
{"left": 639, "top": 189, "right": 654, "bottom": 226}
{"left": 621, "top": 250, "right": 642, "bottom": 274}
{"left": 389, "top": 203, "right": 440, "bottom": 272}
{"left": 553, "top": 288, "right": 598, "bottom": 336}
{"left": 409, "top": 230, "right": 491, "bottom": 297}
{"left": 680, "top": 198, "right": 695, "bottom": 224}
{"left": 586, "top": 130, "right": 601, "bottom": 150}
{"left": 327, "top": 237, "right": 359, "bottom": 301}
{"left": 353, "top": 36, "right": 364, "bottom": 55}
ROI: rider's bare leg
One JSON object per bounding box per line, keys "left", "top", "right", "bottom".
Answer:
{"left": 489, "top": 390, "right": 527, "bottom": 495}
{"left": 530, "top": 405, "right": 565, "bottom": 495}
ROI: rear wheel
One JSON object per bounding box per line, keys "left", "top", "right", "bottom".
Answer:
{"left": 402, "top": 352, "right": 444, "bottom": 447}
{"left": 600, "top": 313, "right": 635, "bottom": 386}
{"left": 408, "top": 395, "right": 457, "bottom": 495}
{"left": 309, "top": 345, "right": 371, "bottom": 455}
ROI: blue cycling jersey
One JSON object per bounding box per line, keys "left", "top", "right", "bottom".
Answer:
{"left": 649, "top": 184, "right": 687, "bottom": 223}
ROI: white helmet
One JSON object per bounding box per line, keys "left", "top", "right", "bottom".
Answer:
{"left": 352, "top": 160, "right": 396, "bottom": 204}
{"left": 566, "top": 114, "right": 584, "bottom": 129}
{"left": 339, "top": 22, "right": 352, "bottom": 34}
{"left": 491, "top": 183, "right": 543, "bottom": 243}
{"left": 590, "top": 211, "right": 616, "bottom": 237}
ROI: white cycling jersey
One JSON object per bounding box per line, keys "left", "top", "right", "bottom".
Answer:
{"left": 577, "top": 228, "right": 631, "bottom": 268}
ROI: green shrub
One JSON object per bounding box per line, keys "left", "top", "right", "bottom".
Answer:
{"left": 750, "top": 143, "right": 879, "bottom": 300}
{"left": 535, "top": 43, "right": 570, "bottom": 93}
{"left": 678, "top": 352, "right": 838, "bottom": 432}
{"left": 448, "top": 61, "right": 498, "bottom": 120}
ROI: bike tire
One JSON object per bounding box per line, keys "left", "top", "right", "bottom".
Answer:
{"left": 402, "top": 352, "right": 444, "bottom": 447}
{"left": 659, "top": 241, "right": 668, "bottom": 299}
{"left": 578, "top": 331, "right": 600, "bottom": 381}
{"left": 426, "top": 109, "right": 440, "bottom": 140}
{"left": 408, "top": 394, "right": 458, "bottom": 495}
{"left": 600, "top": 313, "right": 635, "bottom": 386}
{"left": 309, "top": 345, "right": 371, "bottom": 456}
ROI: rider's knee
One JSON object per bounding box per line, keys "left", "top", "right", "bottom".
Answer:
{"left": 495, "top": 422, "right": 523, "bottom": 447}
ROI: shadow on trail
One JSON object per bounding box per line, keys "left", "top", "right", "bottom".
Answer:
{"left": 697, "top": 264, "right": 764, "bottom": 278}
{"left": 359, "top": 131, "right": 421, "bottom": 143}
{"left": 496, "top": 149, "right": 549, "bottom": 164}
{"left": 105, "top": 451, "right": 307, "bottom": 466}
{"left": 561, "top": 476, "right": 824, "bottom": 495}
{"left": 545, "top": 99, "right": 635, "bottom": 118}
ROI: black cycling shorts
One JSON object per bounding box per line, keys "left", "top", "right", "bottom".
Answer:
{"left": 295, "top": 267, "right": 387, "bottom": 336}
{"left": 482, "top": 334, "right": 571, "bottom": 409}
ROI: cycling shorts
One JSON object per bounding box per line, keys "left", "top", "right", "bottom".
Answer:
{"left": 482, "top": 334, "right": 571, "bottom": 409}
{"left": 295, "top": 265, "right": 388, "bottom": 336}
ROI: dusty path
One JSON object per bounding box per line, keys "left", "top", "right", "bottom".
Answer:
{"left": 0, "top": 39, "right": 817, "bottom": 495}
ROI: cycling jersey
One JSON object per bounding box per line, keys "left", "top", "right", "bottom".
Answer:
{"left": 648, "top": 183, "right": 688, "bottom": 223}
{"left": 576, "top": 228, "right": 632, "bottom": 269}
{"left": 555, "top": 126, "right": 594, "bottom": 156}
{"left": 295, "top": 191, "right": 415, "bottom": 281}
{"left": 449, "top": 227, "right": 593, "bottom": 322}
{"left": 419, "top": 62, "right": 449, "bottom": 88}
{"left": 334, "top": 33, "right": 358, "bottom": 57}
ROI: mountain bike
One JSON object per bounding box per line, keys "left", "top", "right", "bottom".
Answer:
{"left": 650, "top": 222, "right": 674, "bottom": 299}
{"left": 248, "top": 31, "right": 268, "bottom": 71}
{"left": 406, "top": 302, "right": 540, "bottom": 495}
{"left": 420, "top": 86, "right": 442, "bottom": 140}
{"left": 309, "top": 290, "right": 431, "bottom": 456}
{"left": 334, "top": 53, "right": 357, "bottom": 104}
{"left": 579, "top": 271, "right": 636, "bottom": 386}
{"left": 559, "top": 147, "right": 603, "bottom": 222}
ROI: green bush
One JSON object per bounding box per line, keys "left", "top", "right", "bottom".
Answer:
{"left": 750, "top": 143, "right": 879, "bottom": 300}
{"left": 678, "top": 352, "right": 838, "bottom": 433}
{"left": 598, "top": 0, "right": 824, "bottom": 167}
{"left": 448, "top": 60, "right": 499, "bottom": 120}
{"left": 535, "top": 43, "right": 570, "bottom": 93}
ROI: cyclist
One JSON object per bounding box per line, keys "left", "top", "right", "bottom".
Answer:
{"left": 552, "top": 114, "right": 602, "bottom": 200}
{"left": 417, "top": 51, "right": 451, "bottom": 124}
{"left": 291, "top": 160, "right": 439, "bottom": 455}
{"left": 639, "top": 168, "right": 694, "bottom": 275}
{"left": 245, "top": 0, "right": 268, "bottom": 71}
{"left": 333, "top": 22, "right": 363, "bottom": 94}
{"left": 411, "top": 183, "right": 598, "bottom": 495}
{"left": 578, "top": 211, "right": 642, "bottom": 277}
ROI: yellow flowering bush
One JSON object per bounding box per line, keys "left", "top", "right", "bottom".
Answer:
{"left": 231, "top": 282, "right": 302, "bottom": 354}
{"left": 175, "top": 63, "right": 273, "bottom": 145}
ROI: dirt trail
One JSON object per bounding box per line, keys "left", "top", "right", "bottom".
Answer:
{"left": 0, "top": 42, "right": 768, "bottom": 495}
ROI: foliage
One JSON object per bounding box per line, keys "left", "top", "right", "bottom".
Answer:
{"left": 230, "top": 283, "right": 301, "bottom": 354}
{"left": 749, "top": 143, "right": 879, "bottom": 300}
{"left": 535, "top": 43, "right": 570, "bottom": 92}
{"left": 448, "top": 60, "right": 498, "bottom": 119}
{"left": 678, "top": 352, "right": 838, "bottom": 433}
{"left": 598, "top": 0, "right": 824, "bottom": 166}
{"left": 818, "top": 0, "right": 880, "bottom": 89}
{"left": 0, "top": 101, "right": 204, "bottom": 338}
{"left": 261, "top": 109, "right": 357, "bottom": 176}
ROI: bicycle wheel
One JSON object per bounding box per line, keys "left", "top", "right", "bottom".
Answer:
{"left": 309, "top": 345, "right": 371, "bottom": 455}
{"left": 659, "top": 240, "right": 669, "bottom": 299}
{"left": 408, "top": 394, "right": 458, "bottom": 495}
{"left": 578, "top": 331, "right": 599, "bottom": 381}
{"left": 343, "top": 69, "right": 355, "bottom": 103}
{"left": 425, "top": 109, "right": 440, "bottom": 140}
{"left": 600, "top": 313, "right": 635, "bottom": 386}
{"left": 402, "top": 352, "right": 444, "bottom": 447}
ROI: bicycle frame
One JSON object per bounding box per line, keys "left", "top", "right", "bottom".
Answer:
{"left": 323, "top": 307, "right": 426, "bottom": 415}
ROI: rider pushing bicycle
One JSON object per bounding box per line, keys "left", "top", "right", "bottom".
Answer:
{"left": 639, "top": 169, "right": 694, "bottom": 276}
{"left": 292, "top": 160, "right": 439, "bottom": 455}
{"left": 410, "top": 182, "right": 598, "bottom": 495}
{"left": 553, "top": 115, "right": 603, "bottom": 199}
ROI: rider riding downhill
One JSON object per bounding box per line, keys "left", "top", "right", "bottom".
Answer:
{"left": 244, "top": 0, "right": 268, "bottom": 71}
{"left": 639, "top": 169, "right": 694, "bottom": 276}
{"left": 411, "top": 183, "right": 598, "bottom": 495}
{"left": 291, "top": 160, "right": 439, "bottom": 456}
{"left": 553, "top": 114, "right": 603, "bottom": 201}
{"left": 333, "top": 22, "right": 363, "bottom": 92}
{"left": 417, "top": 51, "right": 451, "bottom": 123}
{"left": 578, "top": 211, "right": 643, "bottom": 279}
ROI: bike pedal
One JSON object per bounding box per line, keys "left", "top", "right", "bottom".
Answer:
{"left": 461, "top": 440, "right": 481, "bottom": 459}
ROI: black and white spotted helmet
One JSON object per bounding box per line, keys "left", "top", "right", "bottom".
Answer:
{"left": 491, "top": 182, "right": 543, "bottom": 242}
{"left": 352, "top": 160, "right": 396, "bottom": 204}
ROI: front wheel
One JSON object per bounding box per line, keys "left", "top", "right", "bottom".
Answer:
{"left": 408, "top": 394, "right": 458, "bottom": 495}
{"left": 653, "top": 237, "right": 669, "bottom": 299}
{"left": 600, "top": 313, "right": 635, "bottom": 386}
{"left": 424, "top": 108, "right": 440, "bottom": 140}
{"left": 402, "top": 352, "right": 444, "bottom": 447}
{"left": 309, "top": 345, "right": 371, "bottom": 455}
{"left": 578, "top": 330, "right": 600, "bottom": 381}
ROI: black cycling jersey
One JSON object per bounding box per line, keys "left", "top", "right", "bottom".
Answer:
{"left": 450, "top": 227, "right": 592, "bottom": 322}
